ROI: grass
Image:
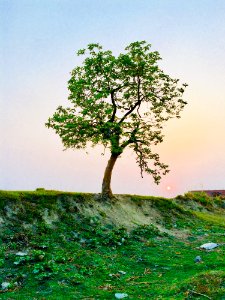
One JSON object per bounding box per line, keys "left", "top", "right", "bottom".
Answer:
{"left": 0, "top": 190, "right": 225, "bottom": 299}
{"left": 194, "top": 211, "right": 225, "bottom": 227}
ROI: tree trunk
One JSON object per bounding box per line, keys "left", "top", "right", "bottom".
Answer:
{"left": 101, "top": 153, "right": 118, "bottom": 199}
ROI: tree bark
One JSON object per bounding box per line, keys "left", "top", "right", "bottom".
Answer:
{"left": 101, "top": 153, "right": 119, "bottom": 199}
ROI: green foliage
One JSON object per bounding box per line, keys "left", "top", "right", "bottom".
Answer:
{"left": 182, "top": 192, "right": 213, "bottom": 208}
{"left": 96, "top": 226, "right": 128, "bottom": 246}
{"left": 130, "top": 224, "right": 162, "bottom": 239}
{"left": 178, "top": 271, "right": 225, "bottom": 299}
{"left": 46, "top": 41, "right": 188, "bottom": 185}
{"left": 68, "top": 216, "right": 129, "bottom": 248}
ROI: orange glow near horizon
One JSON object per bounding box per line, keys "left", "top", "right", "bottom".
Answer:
{"left": 1, "top": 1, "right": 225, "bottom": 196}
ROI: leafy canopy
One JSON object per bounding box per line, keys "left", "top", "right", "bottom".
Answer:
{"left": 46, "top": 41, "right": 187, "bottom": 183}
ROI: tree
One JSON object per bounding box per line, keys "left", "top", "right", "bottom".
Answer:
{"left": 46, "top": 41, "right": 187, "bottom": 199}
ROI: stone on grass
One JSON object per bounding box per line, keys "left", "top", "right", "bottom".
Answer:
{"left": 80, "top": 238, "right": 87, "bottom": 243}
{"left": 194, "top": 256, "right": 202, "bottom": 263}
{"left": 115, "top": 293, "right": 128, "bottom": 299}
{"left": 199, "top": 243, "right": 219, "bottom": 250}
{"left": 118, "top": 271, "right": 126, "bottom": 275}
{"left": 16, "top": 251, "right": 28, "bottom": 256}
{"left": 1, "top": 282, "right": 10, "bottom": 290}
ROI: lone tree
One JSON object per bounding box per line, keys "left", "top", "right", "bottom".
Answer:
{"left": 46, "top": 41, "right": 187, "bottom": 199}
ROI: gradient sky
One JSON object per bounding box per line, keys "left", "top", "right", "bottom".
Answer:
{"left": 1, "top": 0, "right": 225, "bottom": 197}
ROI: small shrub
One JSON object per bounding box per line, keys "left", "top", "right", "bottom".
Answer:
{"left": 130, "top": 224, "right": 161, "bottom": 240}
{"left": 183, "top": 192, "right": 213, "bottom": 208}
{"left": 36, "top": 188, "right": 46, "bottom": 191}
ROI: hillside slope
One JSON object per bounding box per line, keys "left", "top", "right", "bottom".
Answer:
{"left": 0, "top": 190, "right": 225, "bottom": 299}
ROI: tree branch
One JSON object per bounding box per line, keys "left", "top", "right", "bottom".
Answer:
{"left": 134, "top": 142, "right": 144, "bottom": 178}
{"left": 121, "top": 124, "right": 140, "bottom": 149}
{"left": 119, "top": 77, "right": 142, "bottom": 124}
{"left": 109, "top": 91, "right": 117, "bottom": 122}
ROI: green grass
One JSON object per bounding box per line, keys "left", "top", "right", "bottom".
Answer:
{"left": 0, "top": 190, "right": 225, "bottom": 299}
{"left": 194, "top": 211, "right": 225, "bottom": 226}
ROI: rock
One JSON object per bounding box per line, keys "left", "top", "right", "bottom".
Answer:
{"left": 199, "top": 242, "right": 219, "bottom": 250}
{"left": 137, "top": 257, "right": 144, "bottom": 262}
{"left": 80, "top": 238, "right": 87, "bottom": 243}
{"left": 16, "top": 251, "right": 28, "bottom": 256}
{"left": 72, "top": 231, "right": 79, "bottom": 238}
{"left": 115, "top": 293, "right": 128, "bottom": 299}
{"left": 1, "top": 282, "right": 10, "bottom": 290}
{"left": 194, "top": 256, "right": 202, "bottom": 263}
{"left": 118, "top": 271, "right": 126, "bottom": 275}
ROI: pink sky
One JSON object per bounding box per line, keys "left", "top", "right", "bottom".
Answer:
{"left": 1, "top": 0, "right": 225, "bottom": 197}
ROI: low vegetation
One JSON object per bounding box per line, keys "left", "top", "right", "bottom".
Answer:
{"left": 0, "top": 190, "right": 225, "bottom": 299}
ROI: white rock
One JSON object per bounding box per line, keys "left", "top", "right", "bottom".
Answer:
{"left": 200, "top": 242, "right": 219, "bottom": 250}
{"left": 115, "top": 293, "right": 128, "bottom": 299}
{"left": 80, "top": 238, "right": 86, "bottom": 243}
{"left": 16, "top": 251, "right": 28, "bottom": 256}
{"left": 118, "top": 271, "right": 126, "bottom": 275}
{"left": 1, "top": 282, "right": 10, "bottom": 290}
{"left": 194, "top": 256, "right": 202, "bottom": 263}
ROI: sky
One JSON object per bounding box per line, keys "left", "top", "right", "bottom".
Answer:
{"left": 1, "top": 0, "right": 225, "bottom": 197}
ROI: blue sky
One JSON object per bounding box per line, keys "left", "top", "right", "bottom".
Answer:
{"left": 1, "top": 0, "right": 225, "bottom": 196}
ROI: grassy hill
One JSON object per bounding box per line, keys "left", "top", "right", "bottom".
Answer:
{"left": 0, "top": 190, "right": 225, "bottom": 299}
